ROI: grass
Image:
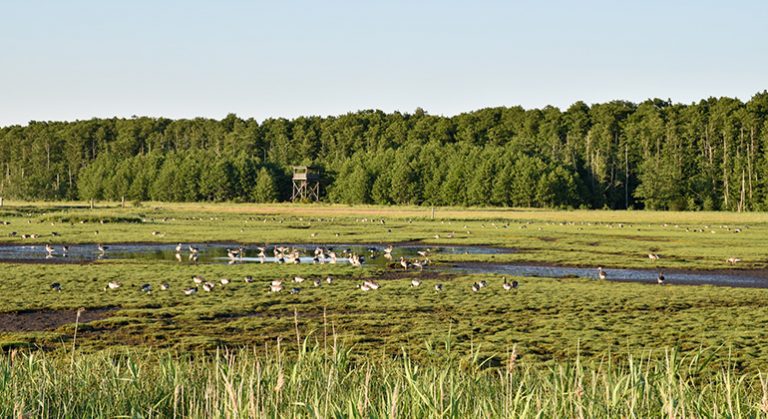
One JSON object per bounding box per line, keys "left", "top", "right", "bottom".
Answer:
{"left": 3, "top": 341, "right": 768, "bottom": 417}
{"left": 2, "top": 200, "right": 768, "bottom": 415}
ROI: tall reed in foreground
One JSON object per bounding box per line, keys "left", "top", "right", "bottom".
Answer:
{"left": 1, "top": 340, "right": 767, "bottom": 418}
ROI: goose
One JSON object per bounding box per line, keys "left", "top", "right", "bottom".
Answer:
{"left": 105, "top": 281, "right": 121, "bottom": 290}
{"left": 140, "top": 283, "right": 152, "bottom": 293}
{"left": 326, "top": 276, "right": 333, "bottom": 284}
{"left": 61, "top": 245, "right": 69, "bottom": 256}
{"left": 202, "top": 282, "right": 215, "bottom": 292}
{"left": 45, "top": 244, "right": 55, "bottom": 256}
{"left": 176, "top": 243, "right": 183, "bottom": 253}
{"left": 471, "top": 283, "right": 481, "bottom": 292}
{"left": 192, "top": 275, "right": 205, "bottom": 284}
{"left": 50, "top": 282, "right": 62, "bottom": 292}
{"left": 399, "top": 257, "right": 410, "bottom": 270}
{"left": 189, "top": 253, "right": 199, "bottom": 263}
{"left": 657, "top": 272, "right": 665, "bottom": 285}
{"left": 478, "top": 280, "right": 488, "bottom": 288}
{"left": 183, "top": 287, "right": 198, "bottom": 295}
{"left": 502, "top": 278, "right": 514, "bottom": 291}
{"left": 313, "top": 278, "right": 322, "bottom": 287}
{"left": 434, "top": 284, "right": 443, "bottom": 292}
{"left": 648, "top": 253, "right": 660, "bottom": 261}
{"left": 290, "top": 287, "right": 301, "bottom": 294}
{"left": 384, "top": 245, "right": 393, "bottom": 255}
{"left": 271, "top": 280, "right": 283, "bottom": 287}
{"left": 357, "top": 283, "right": 372, "bottom": 292}
{"left": 364, "top": 280, "right": 380, "bottom": 290}
{"left": 220, "top": 278, "right": 230, "bottom": 285}
{"left": 328, "top": 251, "right": 337, "bottom": 264}
{"left": 256, "top": 247, "right": 266, "bottom": 258}
{"left": 726, "top": 257, "right": 741, "bottom": 265}
{"left": 411, "top": 279, "right": 421, "bottom": 287}
{"left": 417, "top": 250, "right": 428, "bottom": 257}
{"left": 294, "top": 276, "right": 306, "bottom": 283}
{"left": 597, "top": 267, "right": 607, "bottom": 280}
{"left": 160, "top": 283, "right": 170, "bottom": 291}
{"left": 412, "top": 260, "right": 424, "bottom": 271}
{"left": 188, "top": 245, "right": 199, "bottom": 254}
{"left": 97, "top": 244, "right": 108, "bottom": 254}
{"left": 244, "top": 275, "right": 255, "bottom": 283}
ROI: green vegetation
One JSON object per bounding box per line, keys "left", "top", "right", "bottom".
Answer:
{"left": 3, "top": 92, "right": 768, "bottom": 210}
{"left": 2, "top": 203, "right": 768, "bottom": 416}
{"left": 4, "top": 344, "right": 768, "bottom": 417}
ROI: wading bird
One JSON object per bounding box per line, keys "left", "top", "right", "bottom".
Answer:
{"left": 598, "top": 267, "right": 607, "bottom": 280}
{"left": 657, "top": 272, "right": 665, "bottom": 285}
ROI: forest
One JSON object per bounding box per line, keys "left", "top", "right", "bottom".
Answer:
{"left": 1, "top": 92, "right": 767, "bottom": 210}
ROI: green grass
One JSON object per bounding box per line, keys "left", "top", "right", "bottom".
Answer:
{"left": 2, "top": 201, "right": 768, "bottom": 415}
{"left": 3, "top": 343, "right": 768, "bottom": 417}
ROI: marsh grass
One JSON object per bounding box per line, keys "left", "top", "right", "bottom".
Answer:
{"left": 2, "top": 340, "right": 767, "bottom": 418}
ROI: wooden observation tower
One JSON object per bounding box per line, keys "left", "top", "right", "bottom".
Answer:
{"left": 291, "top": 166, "right": 320, "bottom": 202}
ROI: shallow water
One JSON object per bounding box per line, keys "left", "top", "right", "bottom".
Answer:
{"left": 455, "top": 263, "right": 768, "bottom": 288}
{"left": 0, "top": 243, "right": 504, "bottom": 266}
{"left": 1, "top": 242, "right": 765, "bottom": 288}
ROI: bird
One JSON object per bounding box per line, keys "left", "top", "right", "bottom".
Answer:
{"left": 502, "top": 278, "right": 514, "bottom": 291}
{"left": 270, "top": 283, "right": 283, "bottom": 293}
{"left": 471, "top": 283, "right": 481, "bottom": 292}
{"left": 160, "top": 283, "right": 170, "bottom": 291}
{"left": 140, "top": 283, "right": 152, "bottom": 293}
{"left": 326, "top": 276, "right": 333, "bottom": 284}
{"left": 192, "top": 275, "right": 205, "bottom": 284}
{"left": 294, "top": 276, "right": 305, "bottom": 283}
{"left": 290, "top": 287, "right": 301, "bottom": 294}
{"left": 220, "top": 278, "right": 230, "bottom": 285}
{"left": 50, "top": 282, "right": 62, "bottom": 292}
{"left": 61, "top": 245, "right": 69, "bottom": 256}
{"left": 411, "top": 279, "right": 421, "bottom": 287}
{"left": 97, "top": 244, "right": 108, "bottom": 254}
{"left": 434, "top": 284, "right": 443, "bottom": 292}
{"left": 657, "top": 272, "right": 665, "bottom": 285}
{"left": 400, "top": 257, "right": 410, "bottom": 270}
{"left": 105, "top": 281, "right": 121, "bottom": 290}
{"left": 597, "top": 267, "right": 607, "bottom": 280}
{"left": 313, "top": 278, "right": 321, "bottom": 287}
{"left": 44, "top": 244, "right": 55, "bottom": 256}
{"left": 357, "top": 282, "right": 372, "bottom": 292}
{"left": 726, "top": 257, "right": 741, "bottom": 265}
{"left": 188, "top": 245, "right": 199, "bottom": 254}
{"left": 478, "top": 280, "right": 488, "bottom": 288}
{"left": 202, "top": 282, "right": 215, "bottom": 292}
{"left": 244, "top": 275, "right": 255, "bottom": 283}
{"left": 183, "top": 287, "right": 198, "bottom": 295}
{"left": 648, "top": 253, "right": 660, "bottom": 261}
{"left": 176, "top": 243, "right": 183, "bottom": 253}
{"left": 364, "top": 280, "right": 380, "bottom": 290}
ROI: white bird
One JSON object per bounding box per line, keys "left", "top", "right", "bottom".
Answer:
{"left": 189, "top": 245, "right": 199, "bottom": 254}
{"left": 648, "top": 253, "right": 660, "bottom": 260}
{"left": 326, "top": 276, "right": 333, "bottom": 284}
{"left": 598, "top": 267, "right": 607, "bottom": 280}
{"left": 726, "top": 257, "right": 741, "bottom": 265}
{"left": 294, "top": 276, "right": 305, "bottom": 283}
{"left": 202, "top": 282, "right": 215, "bottom": 292}
{"left": 160, "top": 283, "right": 170, "bottom": 290}
{"left": 364, "top": 280, "right": 380, "bottom": 290}
{"left": 220, "top": 278, "right": 230, "bottom": 285}
{"left": 411, "top": 279, "right": 421, "bottom": 287}
{"left": 313, "top": 278, "right": 321, "bottom": 287}
{"left": 434, "top": 284, "right": 443, "bottom": 292}
{"left": 45, "top": 244, "right": 55, "bottom": 256}
{"left": 183, "top": 287, "right": 198, "bottom": 295}
{"left": 97, "top": 244, "right": 108, "bottom": 254}
{"left": 358, "top": 283, "right": 371, "bottom": 292}
{"left": 106, "top": 281, "right": 121, "bottom": 290}
{"left": 270, "top": 283, "right": 283, "bottom": 293}
{"left": 192, "top": 275, "right": 204, "bottom": 284}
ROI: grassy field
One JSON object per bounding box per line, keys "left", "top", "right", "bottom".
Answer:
{"left": 2, "top": 201, "right": 768, "bottom": 415}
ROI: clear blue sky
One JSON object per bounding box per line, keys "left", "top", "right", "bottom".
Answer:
{"left": 1, "top": 0, "right": 766, "bottom": 126}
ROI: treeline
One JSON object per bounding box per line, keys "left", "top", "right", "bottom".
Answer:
{"left": 1, "top": 92, "right": 768, "bottom": 210}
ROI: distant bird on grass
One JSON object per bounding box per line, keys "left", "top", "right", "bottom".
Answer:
{"left": 597, "top": 267, "right": 607, "bottom": 280}
{"left": 50, "top": 282, "right": 62, "bottom": 292}
{"left": 657, "top": 272, "right": 665, "bottom": 285}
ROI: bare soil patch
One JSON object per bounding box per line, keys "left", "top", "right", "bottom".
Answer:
{"left": 0, "top": 307, "right": 118, "bottom": 332}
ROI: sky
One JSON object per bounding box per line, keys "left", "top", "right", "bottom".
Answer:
{"left": 1, "top": 0, "right": 766, "bottom": 126}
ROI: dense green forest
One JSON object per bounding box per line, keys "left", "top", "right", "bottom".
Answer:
{"left": 2, "top": 92, "right": 768, "bottom": 210}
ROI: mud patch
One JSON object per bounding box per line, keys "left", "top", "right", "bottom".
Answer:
{"left": 0, "top": 307, "right": 118, "bottom": 332}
